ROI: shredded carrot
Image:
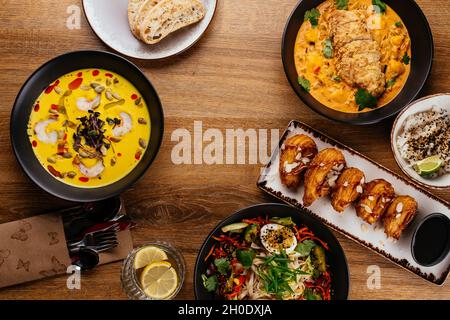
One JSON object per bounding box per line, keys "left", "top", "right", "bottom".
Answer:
{"left": 204, "top": 245, "right": 215, "bottom": 262}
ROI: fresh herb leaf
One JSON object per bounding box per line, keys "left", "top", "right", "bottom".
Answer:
{"left": 295, "top": 239, "right": 317, "bottom": 257}
{"left": 256, "top": 251, "right": 310, "bottom": 300}
{"left": 304, "top": 288, "right": 323, "bottom": 300}
{"left": 298, "top": 76, "right": 311, "bottom": 92}
{"left": 304, "top": 8, "right": 320, "bottom": 27}
{"left": 269, "top": 216, "right": 295, "bottom": 227}
{"left": 201, "top": 274, "right": 218, "bottom": 292}
{"left": 322, "top": 38, "right": 334, "bottom": 58}
{"left": 214, "top": 258, "right": 230, "bottom": 275}
{"left": 332, "top": 75, "right": 341, "bottom": 82}
{"left": 236, "top": 248, "right": 256, "bottom": 268}
{"left": 402, "top": 53, "right": 411, "bottom": 65}
{"left": 372, "top": 0, "right": 387, "bottom": 13}
{"left": 395, "top": 21, "right": 403, "bottom": 27}
{"left": 386, "top": 78, "right": 396, "bottom": 88}
{"left": 335, "top": 0, "right": 348, "bottom": 10}
{"left": 355, "top": 88, "right": 378, "bottom": 111}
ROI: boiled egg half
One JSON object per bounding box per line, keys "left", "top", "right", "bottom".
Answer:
{"left": 260, "top": 224, "right": 298, "bottom": 254}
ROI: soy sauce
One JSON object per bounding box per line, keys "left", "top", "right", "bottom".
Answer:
{"left": 412, "top": 214, "right": 450, "bottom": 266}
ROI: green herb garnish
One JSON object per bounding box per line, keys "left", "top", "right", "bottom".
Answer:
{"left": 295, "top": 239, "right": 317, "bottom": 257}
{"left": 214, "top": 258, "right": 230, "bottom": 275}
{"left": 335, "top": 0, "right": 348, "bottom": 10}
{"left": 322, "top": 38, "right": 334, "bottom": 59}
{"left": 298, "top": 76, "right": 311, "bottom": 92}
{"left": 355, "top": 88, "right": 378, "bottom": 111}
{"left": 372, "top": 0, "right": 387, "bottom": 13}
{"left": 304, "top": 288, "right": 323, "bottom": 300}
{"left": 201, "top": 274, "right": 218, "bottom": 292}
{"left": 304, "top": 8, "right": 320, "bottom": 27}
{"left": 402, "top": 53, "right": 411, "bottom": 65}
{"left": 332, "top": 75, "right": 341, "bottom": 82}
{"left": 386, "top": 78, "right": 396, "bottom": 88}
{"left": 256, "top": 251, "right": 310, "bottom": 300}
{"left": 236, "top": 248, "right": 256, "bottom": 268}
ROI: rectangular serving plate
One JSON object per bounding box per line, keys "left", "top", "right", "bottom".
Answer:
{"left": 257, "top": 120, "right": 450, "bottom": 285}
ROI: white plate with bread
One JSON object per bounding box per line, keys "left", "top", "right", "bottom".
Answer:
{"left": 83, "top": 0, "right": 217, "bottom": 59}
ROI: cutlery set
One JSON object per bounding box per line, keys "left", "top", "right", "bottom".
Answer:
{"left": 62, "top": 197, "right": 135, "bottom": 270}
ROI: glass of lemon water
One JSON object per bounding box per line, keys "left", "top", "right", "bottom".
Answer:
{"left": 121, "top": 242, "right": 185, "bottom": 300}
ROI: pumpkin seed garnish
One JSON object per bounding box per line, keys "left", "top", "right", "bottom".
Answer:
{"left": 113, "top": 78, "right": 119, "bottom": 84}
{"left": 139, "top": 138, "right": 147, "bottom": 149}
{"left": 110, "top": 157, "right": 117, "bottom": 166}
{"left": 138, "top": 117, "right": 147, "bottom": 125}
{"left": 134, "top": 97, "right": 142, "bottom": 106}
{"left": 105, "top": 89, "right": 113, "bottom": 101}
{"left": 63, "top": 120, "right": 77, "bottom": 129}
{"left": 66, "top": 171, "right": 77, "bottom": 179}
{"left": 47, "top": 157, "right": 57, "bottom": 164}
{"left": 106, "top": 79, "right": 112, "bottom": 86}
{"left": 80, "top": 85, "right": 91, "bottom": 91}
{"left": 112, "top": 92, "right": 122, "bottom": 100}
{"left": 90, "top": 82, "right": 101, "bottom": 89}
{"left": 62, "top": 152, "right": 73, "bottom": 159}
{"left": 104, "top": 98, "right": 125, "bottom": 109}
{"left": 109, "top": 137, "right": 121, "bottom": 143}
{"left": 54, "top": 86, "right": 63, "bottom": 95}
{"left": 78, "top": 149, "right": 90, "bottom": 158}
{"left": 94, "top": 85, "right": 105, "bottom": 94}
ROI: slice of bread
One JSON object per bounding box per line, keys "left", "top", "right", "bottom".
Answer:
{"left": 128, "top": 0, "right": 146, "bottom": 39}
{"left": 139, "top": 0, "right": 206, "bottom": 44}
{"left": 133, "top": 0, "right": 161, "bottom": 40}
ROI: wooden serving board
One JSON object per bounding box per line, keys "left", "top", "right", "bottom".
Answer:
{"left": 258, "top": 120, "right": 450, "bottom": 285}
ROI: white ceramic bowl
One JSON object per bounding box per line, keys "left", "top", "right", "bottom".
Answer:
{"left": 82, "top": 0, "right": 217, "bottom": 60}
{"left": 391, "top": 93, "right": 450, "bottom": 190}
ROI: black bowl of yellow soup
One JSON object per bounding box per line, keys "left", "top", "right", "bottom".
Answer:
{"left": 282, "top": 0, "right": 433, "bottom": 125}
{"left": 11, "top": 51, "right": 164, "bottom": 202}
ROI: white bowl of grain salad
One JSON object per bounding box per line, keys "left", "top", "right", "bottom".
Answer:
{"left": 391, "top": 93, "right": 450, "bottom": 189}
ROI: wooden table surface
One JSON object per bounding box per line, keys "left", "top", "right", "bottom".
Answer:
{"left": 0, "top": 0, "right": 448, "bottom": 300}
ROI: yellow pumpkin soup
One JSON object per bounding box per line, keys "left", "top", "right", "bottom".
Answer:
{"left": 28, "top": 69, "right": 151, "bottom": 188}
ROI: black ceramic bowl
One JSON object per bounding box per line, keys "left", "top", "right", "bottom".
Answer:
{"left": 282, "top": 0, "right": 433, "bottom": 125}
{"left": 194, "top": 203, "right": 349, "bottom": 300}
{"left": 10, "top": 51, "right": 164, "bottom": 202}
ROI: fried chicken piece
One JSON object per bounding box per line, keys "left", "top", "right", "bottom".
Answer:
{"left": 331, "top": 167, "right": 365, "bottom": 213}
{"left": 279, "top": 134, "right": 318, "bottom": 189}
{"left": 384, "top": 196, "right": 418, "bottom": 239}
{"left": 355, "top": 179, "right": 395, "bottom": 224}
{"left": 303, "top": 148, "right": 346, "bottom": 207}
{"left": 329, "top": 10, "right": 386, "bottom": 97}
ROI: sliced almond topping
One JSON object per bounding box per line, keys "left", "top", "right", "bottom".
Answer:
{"left": 360, "top": 204, "right": 373, "bottom": 214}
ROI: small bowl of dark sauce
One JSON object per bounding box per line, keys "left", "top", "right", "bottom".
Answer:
{"left": 411, "top": 213, "right": 450, "bottom": 267}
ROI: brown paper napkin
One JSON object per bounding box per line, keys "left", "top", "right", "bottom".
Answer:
{"left": 0, "top": 212, "right": 133, "bottom": 289}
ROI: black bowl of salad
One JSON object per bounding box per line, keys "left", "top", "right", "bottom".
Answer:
{"left": 194, "top": 203, "right": 349, "bottom": 300}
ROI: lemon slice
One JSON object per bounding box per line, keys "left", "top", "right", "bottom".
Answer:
{"left": 134, "top": 246, "right": 168, "bottom": 270}
{"left": 140, "top": 261, "right": 178, "bottom": 299}
{"left": 415, "top": 155, "right": 443, "bottom": 176}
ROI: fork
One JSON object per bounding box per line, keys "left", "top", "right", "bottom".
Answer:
{"left": 67, "top": 230, "right": 118, "bottom": 252}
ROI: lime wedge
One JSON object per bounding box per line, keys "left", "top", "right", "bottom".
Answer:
{"left": 415, "top": 155, "right": 443, "bottom": 176}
